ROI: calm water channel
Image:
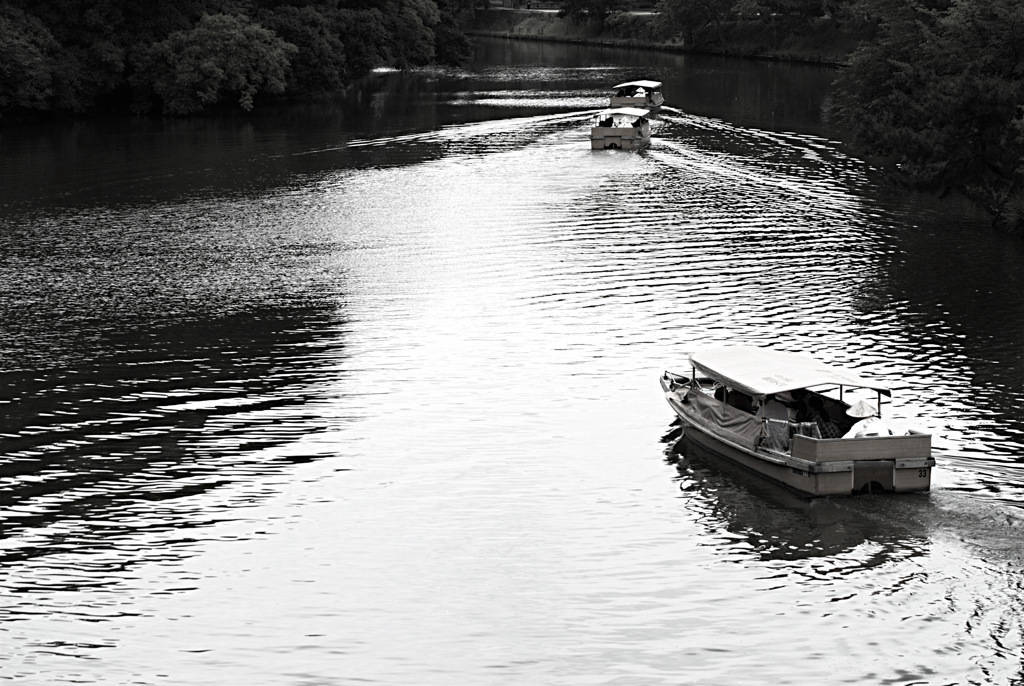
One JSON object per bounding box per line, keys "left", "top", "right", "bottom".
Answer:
{"left": 2, "top": 36, "right": 1024, "bottom": 685}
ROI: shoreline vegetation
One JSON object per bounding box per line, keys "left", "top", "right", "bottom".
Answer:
{"left": 467, "top": 8, "right": 872, "bottom": 66}
{"left": 1, "top": 0, "right": 1020, "bottom": 233}
{"left": 0, "top": 0, "right": 477, "bottom": 120}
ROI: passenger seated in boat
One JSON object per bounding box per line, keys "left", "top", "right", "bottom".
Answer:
{"left": 632, "top": 118, "right": 643, "bottom": 128}
{"left": 842, "top": 400, "right": 893, "bottom": 438}
{"left": 791, "top": 389, "right": 810, "bottom": 419}
{"left": 599, "top": 117, "right": 613, "bottom": 127}
{"left": 757, "top": 394, "right": 791, "bottom": 421}
{"left": 805, "top": 394, "right": 842, "bottom": 438}
{"left": 726, "top": 389, "right": 755, "bottom": 414}
{"left": 823, "top": 398, "right": 851, "bottom": 433}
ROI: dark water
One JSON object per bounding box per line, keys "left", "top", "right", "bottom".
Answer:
{"left": 1, "top": 37, "right": 1023, "bottom": 685}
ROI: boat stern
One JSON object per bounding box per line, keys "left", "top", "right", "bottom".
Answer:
{"left": 590, "top": 127, "right": 649, "bottom": 150}
{"left": 792, "top": 432, "right": 934, "bottom": 495}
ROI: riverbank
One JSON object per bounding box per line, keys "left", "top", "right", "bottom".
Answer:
{"left": 467, "top": 9, "right": 874, "bottom": 65}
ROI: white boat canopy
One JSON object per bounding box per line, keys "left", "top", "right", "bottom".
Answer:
{"left": 612, "top": 80, "right": 662, "bottom": 90}
{"left": 598, "top": 107, "right": 650, "bottom": 118}
{"left": 688, "top": 347, "right": 892, "bottom": 398}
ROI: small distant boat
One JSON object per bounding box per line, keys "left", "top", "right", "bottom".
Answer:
{"left": 610, "top": 80, "right": 665, "bottom": 110}
{"left": 661, "top": 347, "right": 935, "bottom": 497}
{"left": 590, "top": 107, "right": 651, "bottom": 150}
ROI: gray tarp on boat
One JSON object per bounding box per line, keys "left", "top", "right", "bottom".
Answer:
{"left": 689, "top": 347, "right": 891, "bottom": 399}
{"left": 683, "top": 388, "right": 762, "bottom": 452}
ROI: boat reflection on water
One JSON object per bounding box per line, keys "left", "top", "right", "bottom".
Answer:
{"left": 662, "top": 423, "right": 932, "bottom": 564}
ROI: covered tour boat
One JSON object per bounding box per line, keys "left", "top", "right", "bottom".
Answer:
{"left": 609, "top": 80, "right": 665, "bottom": 110}
{"left": 661, "top": 347, "right": 935, "bottom": 497}
{"left": 590, "top": 107, "right": 651, "bottom": 150}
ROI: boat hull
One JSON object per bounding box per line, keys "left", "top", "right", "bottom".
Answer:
{"left": 662, "top": 374, "right": 934, "bottom": 498}
{"left": 590, "top": 126, "right": 650, "bottom": 150}
{"left": 610, "top": 94, "right": 665, "bottom": 110}
{"left": 677, "top": 418, "right": 854, "bottom": 496}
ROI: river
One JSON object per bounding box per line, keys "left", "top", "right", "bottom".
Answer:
{"left": 1, "top": 36, "right": 1023, "bottom": 686}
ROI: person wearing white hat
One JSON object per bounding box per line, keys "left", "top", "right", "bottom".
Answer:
{"left": 842, "top": 400, "right": 893, "bottom": 438}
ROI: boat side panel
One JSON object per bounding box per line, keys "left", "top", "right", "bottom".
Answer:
{"left": 812, "top": 470, "right": 856, "bottom": 497}
{"left": 681, "top": 421, "right": 855, "bottom": 497}
{"left": 893, "top": 464, "right": 932, "bottom": 493}
{"left": 791, "top": 432, "right": 931, "bottom": 463}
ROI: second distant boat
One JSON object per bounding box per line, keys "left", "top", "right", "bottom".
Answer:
{"left": 609, "top": 80, "right": 665, "bottom": 111}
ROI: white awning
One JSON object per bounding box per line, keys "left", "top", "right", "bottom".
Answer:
{"left": 599, "top": 107, "right": 650, "bottom": 118}
{"left": 688, "top": 347, "right": 891, "bottom": 398}
{"left": 613, "top": 80, "right": 662, "bottom": 90}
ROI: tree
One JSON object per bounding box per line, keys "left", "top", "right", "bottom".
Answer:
{"left": 335, "top": 0, "right": 441, "bottom": 71}
{"left": 5, "top": 0, "right": 205, "bottom": 111}
{"left": 333, "top": 8, "right": 391, "bottom": 79}
{"left": 258, "top": 4, "right": 348, "bottom": 97}
{"left": 383, "top": 0, "right": 441, "bottom": 68}
{"left": 132, "top": 13, "right": 298, "bottom": 115}
{"left": 0, "top": 0, "right": 472, "bottom": 119}
{"left": 831, "top": 0, "right": 1024, "bottom": 232}
{"left": 435, "top": 0, "right": 474, "bottom": 66}
{"left": 758, "top": 0, "right": 823, "bottom": 16}
{"left": 657, "top": 0, "right": 734, "bottom": 44}
{"left": 559, "top": 0, "right": 629, "bottom": 30}
{"left": 0, "top": 6, "right": 60, "bottom": 114}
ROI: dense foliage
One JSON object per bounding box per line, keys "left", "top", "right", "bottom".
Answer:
{"left": 0, "top": 0, "right": 474, "bottom": 118}
{"left": 656, "top": 0, "right": 832, "bottom": 45}
{"left": 557, "top": 0, "right": 629, "bottom": 28}
{"left": 832, "top": 0, "right": 1024, "bottom": 232}
{"left": 645, "top": 0, "right": 1024, "bottom": 232}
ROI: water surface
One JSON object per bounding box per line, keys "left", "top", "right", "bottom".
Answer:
{"left": 1, "top": 37, "right": 1022, "bottom": 686}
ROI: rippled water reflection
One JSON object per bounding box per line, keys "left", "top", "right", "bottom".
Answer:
{"left": 1, "top": 39, "right": 1023, "bottom": 685}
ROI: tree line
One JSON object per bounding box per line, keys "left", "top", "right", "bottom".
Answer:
{"left": 0, "top": 0, "right": 474, "bottom": 117}
{"left": 831, "top": 0, "right": 1024, "bottom": 233}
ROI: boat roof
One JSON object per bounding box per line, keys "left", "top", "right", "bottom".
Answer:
{"left": 600, "top": 107, "right": 650, "bottom": 117}
{"left": 688, "top": 346, "right": 892, "bottom": 398}
{"left": 613, "top": 80, "right": 662, "bottom": 90}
